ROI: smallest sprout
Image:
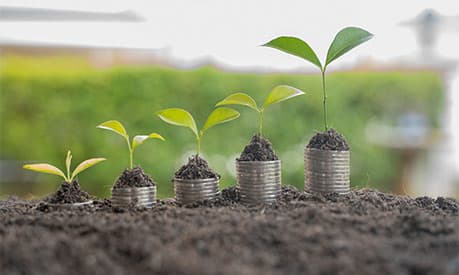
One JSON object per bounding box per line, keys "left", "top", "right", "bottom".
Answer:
{"left": 23, "top": 150, "right": 106, "bottom": 183}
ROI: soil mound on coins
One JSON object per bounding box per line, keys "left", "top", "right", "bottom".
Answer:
{"left": 307, "top": 128, "right": 350, "bottom": 151}
{"left": 238, "top": 134, "right": 279, "bottom": 161}
{"left": 45, "top": 181, "right": 91, "bottom": 204}
{"left": 113, "top": 167, "right": 155, "bottom": 189}
{"left": 175, "top": 155, "right": 220, "bottom": 180}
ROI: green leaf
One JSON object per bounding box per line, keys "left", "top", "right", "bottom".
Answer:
{"left": 157, "top": 108, "right": 199, "bottom": 138}
{"left": 202, "top": 107, "right": 240, "bottom": 133}
{"left": 263, "top": 85, "right": 305, "bottom": 109}
{"left": 96, "top": 120, "right": 128, "bottom": 139}
{"left": 65, "top": 150, "right": 72, "bottom": 179}
{"left": 215, "top": 92, "right": 259, "bottom": 111}
{"left": 325, "top": 26, "right": 373, "bottom": 67}
{"left": 23, "top": 163, "right": 67, "bottom": 180}
{"left": 71, "top": 158, "right": 106, "bottom": 181}
{"left": 132, "top": 133, "right": 165, "bottom": 151}
{"left": 262, "top": 36, "right": 322, "bottom": 69}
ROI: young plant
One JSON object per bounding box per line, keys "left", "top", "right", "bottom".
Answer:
{"left": 23, "top": 150, "right": 106, "bottom": 183}
{"left": 157, "top": 107, "right": 240, "bottom": 156}
{"left": 263, "top": 27, "right": 373, "bottom": 131}
{"left": 97, "top": 120, "right": 165, "bottom": 169}
{"left": 216, "top": 85, "right": 304, "bottom": 135}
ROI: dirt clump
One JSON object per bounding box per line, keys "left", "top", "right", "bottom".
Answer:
{"left": 307, "top": 128, "right": 350, "bottom": 151}
{"left": 174, "top": 155, "right": 220, "bottom": 179}
{"left": 45, "top": 181, "right": 91, "bottom": 204}
{"left": 113, "top": 167, "right": 155, "bottom": 189}
{"left": 238, "top": 134, "right": 279, "bottom": 161}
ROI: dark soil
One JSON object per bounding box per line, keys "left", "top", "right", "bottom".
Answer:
{"left": 113, "top": 167, "right": 155, "bottom": 189}
{"left": 1, "top": 187, "right": 458, "bottom": 275}
{"left": 307, "top": 128, "right": 350, "bottom": 151}
{"left": 174, "top": 155, "right": 220, "bottom": 180}
{"left": 238, "top": 134, "right": 279, "bottom": 161}
{"left": 45, "top": 181, "right": 91, "bottom": 204}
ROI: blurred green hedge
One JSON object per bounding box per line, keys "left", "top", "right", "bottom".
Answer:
{"left": 0, "top": 56, "right": 443, "bottom": 198}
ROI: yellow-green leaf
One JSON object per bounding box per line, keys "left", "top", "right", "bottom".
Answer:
{"left": 325, "top": 27, "right": 373, "bottom": 67}
{"left": 157, "top": 108, "right": 199, "bottom": 138}
{"left": 65, "top": 150, "right": 72, "bottom": 179}
{"left": 132, "top": 133, "right": 165, "bottom": 151}
{"left": 263, "top": 85, "right": 305, "bottom": 109}
{"left": 23, "top": 163, "right": 66, "bottom": 180}
{"left": 71, "top": 158, "right": 106, "bottom": 181}
{"left": 96, "top": 120, "right": 128, "bottom": 139}
{"left": 215, "top": 93, "right": 259, "bottom": 111}
{"left": 202, "top": 107, "right": 240, "bottom": 132}
{"left": 262, "top": 36, "right": 322, "bottom": 69}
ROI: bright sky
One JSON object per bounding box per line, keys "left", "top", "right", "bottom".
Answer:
{"left": 1, "top": 0, "right": 458, "bottom": 70}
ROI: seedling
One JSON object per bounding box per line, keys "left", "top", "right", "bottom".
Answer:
{"left": 263, "top": 27, "right": 373, "bottom": 130}
{"left": 157, "top": 107, "right": 240, "bottom": 155}
{"left": 23, "top": 150, "right": 106, "bottom": 183}
{"left": 97, "top": 120, "right": 165, "bottom": 169}
{"left": 216, "top": 85, "right": 304, "bottom": 135}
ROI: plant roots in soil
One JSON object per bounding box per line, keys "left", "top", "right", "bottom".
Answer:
{"left": 113, "top": 167, "right": 156, "bottom": 189}
{"left": 45, "top": 181, "right": 91, "bottom": 204}
{"left": 307, "top": 128, "right": 350, "bottom": 151}
{"left": 1, "top": 187, "right": 458, "bottom": 274}
{"left": 174, "top": 155, "right": 220, "bottom": 179}
{"left": 238, "top": 134, "right": 279, "bottom": 161}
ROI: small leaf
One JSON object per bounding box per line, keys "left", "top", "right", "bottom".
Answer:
{"left": 263, "top": 85, "right": 305, "bottom": 109}
{"left": 215, "top": 93, "right": 259, "bottom": 111}
{"left": 262, "top": 36, "right": 322, "bottom": 69}
{"left": 157, "top": 108, "right": 199, "bottom": 138}
{"left": 96, "top": 120, "right": 128, "bottom": 139}
{"left": 202, "top": 107, "right": 240, "bottom": 132}
{"left": 23, "top": 163, "right": 66, "bottom": 180}
{"left": 132, "top": 133, "right": 165, "bottom": 151}
{"left": 71, "top": 158, "right": 106, "bottom": 181}
{"left": 65, "top": 150, "right": 72, "bottom": 179}
{"left": 325, "top": 27, "right": 373, "bottom": 67}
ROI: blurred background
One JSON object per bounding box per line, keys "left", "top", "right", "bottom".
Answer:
{"left": 1, "top": 0, "right": 458, "bottom": 199}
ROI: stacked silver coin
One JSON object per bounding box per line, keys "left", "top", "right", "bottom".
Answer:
{"left": 304, "top": 148, "right": 350, "bottom": 194}
{"left": 236, "top": 160, "right": 281, "bottom": 204}
{"left": 174, "top": 178, "right": 219, "bottom": 205}
{"left": 111, "top": 186, "right": 156, "bottom": 208}
{"left": 46, "top": 200, "right": 93, "bottom": 209}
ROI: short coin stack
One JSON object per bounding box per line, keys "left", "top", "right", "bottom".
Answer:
{"left": 236, "top": 160, "right": 281, "bottom": 204}
{"left": 174, "top": 178, "right": 219, "bottom": 205}
{"left": 111, "top": 186, "right": 156, "bottom": 208}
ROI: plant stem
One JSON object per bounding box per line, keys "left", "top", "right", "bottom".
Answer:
{"left": 196, "top": 137, "right": 201, "bottom": 156}
{"left": 129, "top": 149, "right": 133, "bottom": 169}
{"left": 321, "top": 70, "right": 328, "bottom": 131}
{"left": 259, "top": 110, "right": 263, "bottom": 136}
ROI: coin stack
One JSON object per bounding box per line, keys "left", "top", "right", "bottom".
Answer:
{"left": 174, "top": 178, "right": 219, "bottom": 205}
{"left": 304, "top": 148, "right": 350, "bottom": 194}
{"left": 236, "top": 160, "right": 281, "bottom": 204}
{"left": 111, "top": 186, "right": 156, "bottom": 208}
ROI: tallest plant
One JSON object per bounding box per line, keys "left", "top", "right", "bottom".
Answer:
{"left": 263, "top": 27, "right": 373, "bottom": 130}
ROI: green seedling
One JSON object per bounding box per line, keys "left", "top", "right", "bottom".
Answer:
{"left": 97, "top": 120, "right": 165, "bottom": 169}
{"left": 216, "top": 85, "right": 304, "bottom": 135}
{"left": 263, "top": 27, "right": 373, "bottom": 130}
{"left": 157, "top": 107, "right": 239, "bottom": 155}
{"left": 23, "top": 150, "right": 106, "bottom": 183}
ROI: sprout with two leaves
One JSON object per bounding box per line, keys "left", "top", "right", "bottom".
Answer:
{"left": 157, "top": 107, "right": 240, "bottom": 155}
{"left": 23, "top": 150, "right": 106, "bottom": 183}
{"left": 263, "top": 27, "right": 373, "bottom": 131}
{"left": 97, "top": 120, "right": 165, "bottom": 169}
{"left": 216, "top": 85, "right": 304, "bottom": 135}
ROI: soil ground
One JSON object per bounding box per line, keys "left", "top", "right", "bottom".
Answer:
{"left": 307, "top": 128, "right": 350, "bottom": 151}
{"left": 114, "top": 167, "right": 156, "bottom": 189}
{"left": 1, "top": 186, "right": 458, "bottom": 275}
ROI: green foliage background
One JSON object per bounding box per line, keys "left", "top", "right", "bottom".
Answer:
{"left": 0, "top": 56, "right": 443, "bottom": 198}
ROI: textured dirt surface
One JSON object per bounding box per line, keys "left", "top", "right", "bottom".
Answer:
{"left": 1, "top": 187, "right": 458, "bottom": 275}
{"left": 45, "top": 181, "right": 91, "bottom": 204}
{"left": 307, "top": 128, "right": 350, "bottom": 151}
{"left": 113, "top": 167, "right": 156, "bottom": 189}
{"left": 238, "top": 134, "right": 279, "bottom": 161}
{"left": 174, "top": 155, "right": 220, "bottom": 179}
